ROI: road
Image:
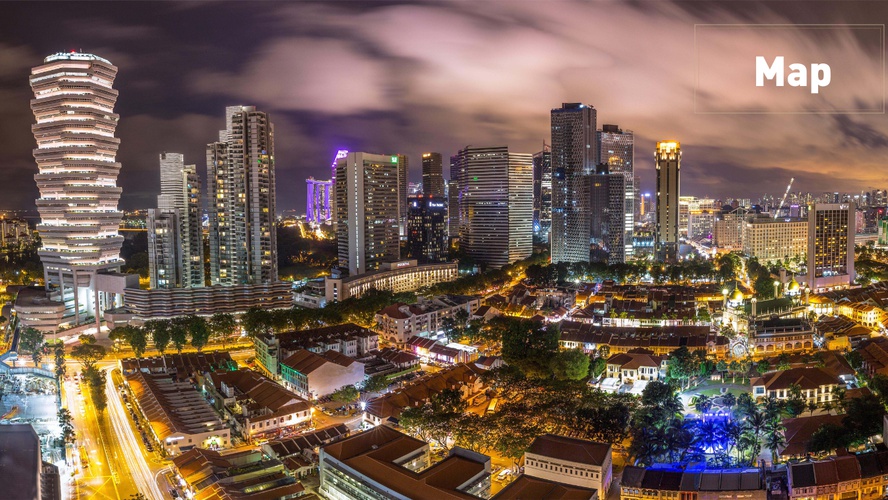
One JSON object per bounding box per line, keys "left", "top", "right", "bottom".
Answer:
{"left": 64, "top": 369, "right": 136, "bottom": 499}
{"left": 65, "top": 360, "right": 169, "bottom": 500}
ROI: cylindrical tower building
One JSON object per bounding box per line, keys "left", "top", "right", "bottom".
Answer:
{"left": 29, "top": 52, "right": 124, "bottom": 325}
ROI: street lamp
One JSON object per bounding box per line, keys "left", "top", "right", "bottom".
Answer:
{"left": 773, "top": 280, "right": 780, "bottom": 299}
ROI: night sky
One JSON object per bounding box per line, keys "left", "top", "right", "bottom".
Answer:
{"left": 2, "top": 1, "right": 887, "bottom": 213}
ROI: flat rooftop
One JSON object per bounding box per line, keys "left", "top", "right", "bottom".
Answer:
{"left": 0, "top": 424, "right": 40, "bottom": 500}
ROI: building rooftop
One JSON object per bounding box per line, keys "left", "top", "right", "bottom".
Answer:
{"left": 750, "top": 366, "right": 841, "bottom": 392}
{"left": 120, "top": 351, "right": 235, "bottom": 380}
{"left": 493, "top": 475, "right": 597, "bottom": 499}
{"left": 781, "top": 414, "right": 846, "bottom": 457}
{"left": 0, "top": 424, "right": 40, "bottom": 500}
{"left": 281, "top": 349, "right": 356, "bottom": 375}
{"left": 622, "top": 465, "right": 763, "bottom": 493}
{"left": 126, "top": 371, "right": 228, "bottom": 441}
{"left": 526, "top": 434, "right": 611, "bottom": 466}
{"left": 321, "top": 426, "right": 488, "bottom": 500}
{"left": 172, "top": 446, "right": 305, "bottom": 500}
{"left": 208, "top": 369, "right": 310, "bottom": 419}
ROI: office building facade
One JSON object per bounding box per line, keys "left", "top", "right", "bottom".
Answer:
{"left": 533, "top": 146, "right": 552, "bottom": 241}
{"left": 207, "top": 106, "right": 277, "bottom": 286}
{"left": 448, "top": 154, "right": 463, "bottom": 239}
{"left": 655, "top": 141, "right": 681, "bottom": 262}
{"left": 397, "top": 154, "right": 409, "bottom": 237}
{"left": 148, "top": 153, "right": 204, "bottom": 289}
{"left": 598, "top": 124, "right": 635, "bottom": 259}
{"left": 551, "top": 103, "right": 597, "bottom": 264}
{"left": 808, "top": 203, "right": 855, "bottom": 290}
{"left": 457, "top": 146, "right": 533, "bottom": 268}
{"left": 589, "top": 166, "right": 626, "bottom": 264}
{"left": 335, "top": 152, "right": 401, "bottom": 275}
{"left": 29, "top": 52, "right": 126, "bottom": 326}
{"left": 407, "top": 195, "right": 448, "bottom": 263}
{"left": 421, "top": 152, "right": 445, "bottom": 199}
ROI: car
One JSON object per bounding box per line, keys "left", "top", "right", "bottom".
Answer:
{"left": 496, "top": 470, "right": 512, "bottom": 481}
{"left": 169, "top": 490, "right": 179, "bottom": 498}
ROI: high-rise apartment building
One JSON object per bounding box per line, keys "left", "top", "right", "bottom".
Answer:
{"left": 742, "top": 216, "right": 808, "bottom": 264}
{"left": 397, "top": 154, "right": 409, "bottom": 237}
{"left": 589, "top": 165, "right": 625, "bottom": 264}
{"left": 598, "top": 125, "right": 634, "bottom": 259}
{"left": 207, "top": 105, "right": 277, "bottom": 286}
{"left": 655, "top": 141, "right": 681, "bottom": 262}
{"left": 148, "top": 153, "right": 204, "bottom": 289}
{"left": 532, "top": 146, "right": 552, "bottom": 241}
{"left": 335, "top": 152, "right": 400, "bottom": 275}
{"left": 421, "top": 153, "right": 444, "bottom": 199}
{"left": 551, "top": 103, "right": 597, "bottom": 264}
{"left": 306, "top": 177, "right": 333, "bottom": 224}
{"left": 457, "top": 146, "right": 533, "bottom": 268}
{"left": 808, "top": 203, "right": 855, "bottom": 290}
{"left": 407, "top": 195, "right": 448, "bottom": 263}
{"left": 29, "top": 52, "right": 126, "bottom": 325}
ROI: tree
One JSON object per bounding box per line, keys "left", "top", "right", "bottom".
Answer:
{"left": 144, "top": 320, "right": 171, "bottom": 357}
{"left": 808, "top": 423, "right": 850, "bottom": 454}
{"left": 399, "top": 388, "right": 467, "bottom": 450}
{"left": 241, "top": 307, "right": 273, "bottom": 338}
{"left": 845, "top": 350, "right": 864, "bottom": 372}
{"left": 694, "top": 394, "right": 713, "bottom": 414}
{"left": 722, "top": 392, "right": 737, "bottom": 409}
{"left": 71, "top": 341, "right": 106, "bottom": 372}
{"left": 186, "top": 315, "right": 211, "bottom": 352}
{"left": 58, "top": 408, "right": 75, "bottom": 445}
{"left": 331, "top": 385, "right": 360, "bottom": 403}
{"left": 806, "top": 401, "right": 818, "bottom": 416}
{"left": 53, "top": 343, "right": 66, "bottom": 379}
{"left": 210, "top": 313, "right": 238, "bottom": 349}
{"left": 843, "top": 394, "right": 885, "bottom": 444}
{"left": 84, "top": 367, "right": 107, "bottom": 413}
{"left": 452, "top": 413, "right": 495, "bottom": 454}
{"left": 589, "top": 356, "right": 607, "bottom": 378}
{"left": 784, "top": 384, "right": 806, "bottom": 418}
{"left": 447, "top": 308, "right": 470, "bottom": 343}
{"left": 666, "top": 346, "right": 695, "bottom": 390}
{"left": 501, "top": 318, "right": 560, "bottom": 379}
{"left": 550, "top": 349, "right": 590, "bottom": 381}
{"left": 764, "top": 420, "right": 786, "bottom": 463}
{"left": 869, "top": 374, "right": 888, "bottom": 407}
{"left": 169, "top": 317, "right": 190, "bottom": 354}
{"left": 362, "top": 374, "right": 390, "bottom": 394}
{"left": 756, "top": 359, "right": 771, "bottom": 376}
{"left": 110, "top": 325, "right": 148, "bottom": 358}
{"left": 19, "top": 328, "right": 45, "bottom": 367}
{"left": 776, "top": 353, "right": 791, "bottom": 371}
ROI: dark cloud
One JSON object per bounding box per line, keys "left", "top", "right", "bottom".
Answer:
{"left": 833, "top": 115, "right": 888, "bottom": 149}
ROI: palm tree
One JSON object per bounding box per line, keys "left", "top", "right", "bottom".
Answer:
{"left": 694, "top": 394, "right": 713, "bottom": 414}
{"left": 737, "top": 430, "right": 758, "bottom": 465}
{"left": 764, "top": 421, "right": 786, "bottom": 464}
{"left": 722, "top": 392, "right": 737, "bottom": 409}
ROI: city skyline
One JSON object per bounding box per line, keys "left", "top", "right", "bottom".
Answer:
{"left": 2, "top": 1, "right": 888, "bottom": 214}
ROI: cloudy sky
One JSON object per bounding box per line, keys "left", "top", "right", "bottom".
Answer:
{"left": 2, "top": 0, "right": 887, "bottom": 212}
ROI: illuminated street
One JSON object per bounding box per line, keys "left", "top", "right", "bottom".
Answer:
{"left": 64, "top": 361, "right": 166, "bottom": 500}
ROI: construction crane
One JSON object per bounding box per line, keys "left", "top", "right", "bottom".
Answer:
{"left": 773, "top": 177, "right": 795, "bottom": 219}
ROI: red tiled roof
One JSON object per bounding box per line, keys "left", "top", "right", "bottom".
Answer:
{"left": 526, "top": 434, "right": 611, "bottom": 466}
